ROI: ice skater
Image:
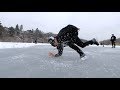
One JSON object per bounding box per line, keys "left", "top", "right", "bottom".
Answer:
{"left": 48, "top": 24, "right": 99, "bottom": 60}
{"left": 110, "top": 34, "right": 116, "bottom": 48}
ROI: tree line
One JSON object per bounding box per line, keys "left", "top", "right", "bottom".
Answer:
{"left": 0, "top": 21, "right": 56, "bottom": 43}
{"left": 99, "top": 38, "right": 120, "bottom": 46}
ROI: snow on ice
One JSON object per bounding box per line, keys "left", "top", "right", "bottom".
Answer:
{"left": 0, "top": 42, "right": 50, "bottom": 49}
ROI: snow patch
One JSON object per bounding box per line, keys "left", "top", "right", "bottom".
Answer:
{"left": 0, "top": 42, "right": 50, "bottom": 49}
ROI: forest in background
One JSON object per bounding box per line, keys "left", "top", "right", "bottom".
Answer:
{"left": 0, "top": 21, "right": 56, "bottom": 43}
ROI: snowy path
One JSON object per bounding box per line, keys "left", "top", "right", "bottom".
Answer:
{"left": 0, "top": 44, "right": 120, "bottom": 78}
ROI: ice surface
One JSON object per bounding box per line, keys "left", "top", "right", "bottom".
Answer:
{"left": 0, "top": 43, "right": 120, "bottom": 78}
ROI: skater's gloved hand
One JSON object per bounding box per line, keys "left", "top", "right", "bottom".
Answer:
{"left": 48, "top": 52, "right": 55, "bottom": 57}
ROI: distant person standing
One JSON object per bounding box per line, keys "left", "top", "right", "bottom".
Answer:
{"left": 110, "top": 34, "right": 116, "bottom": 48}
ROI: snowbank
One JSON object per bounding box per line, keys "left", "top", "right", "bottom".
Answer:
{"left": 0, "top": 42, "right": 120, "bottom": 49}
{"left": 0, "top": 42, "right": 50, "bottom": 49}
{"left": 89, "top": 45, "right": 120, "bottom": 47}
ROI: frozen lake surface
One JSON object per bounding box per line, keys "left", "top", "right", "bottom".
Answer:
{"left": 0, "top": 42, "right": 120, "bottom": 78}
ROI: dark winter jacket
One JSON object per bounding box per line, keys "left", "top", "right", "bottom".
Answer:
{"left": 110, "top": 36, "right": 116, "bottom": 42}
{"left": 55, "top": 24, "right": 79, "bottom": 57}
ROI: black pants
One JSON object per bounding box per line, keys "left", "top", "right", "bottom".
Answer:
{"left": 111, "top": 41, "right": 116, "bottom": 48}
{"left": 67, "top": 37, "right": 93, "bottom": 56}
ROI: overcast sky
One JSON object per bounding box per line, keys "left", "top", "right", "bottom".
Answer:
{"left": 0, "top": 12, "right": 120, "bottom": 41}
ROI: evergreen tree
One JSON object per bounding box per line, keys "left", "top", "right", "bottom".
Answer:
{"left": 20, "top": 25, "right": 23, "bottom": 31}
{"left": 15, "top": 24, "right": 20, "bottom": 36}
{"left": 8, "top": 27, "right": 15, "bottom": 37}
{"left": 0, "top": 21, "right": 5, "bottom": 38}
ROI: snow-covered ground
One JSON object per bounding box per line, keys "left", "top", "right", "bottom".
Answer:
{"left": 0, "top": 42, "right": 49, "bottom": 49}
{"left": 0, "top": 42, "right": 120, "bottom": 78}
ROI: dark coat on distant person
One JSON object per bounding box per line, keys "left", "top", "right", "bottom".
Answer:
{"left": 110, "top": 35, "right": 116, "bottom": 42}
